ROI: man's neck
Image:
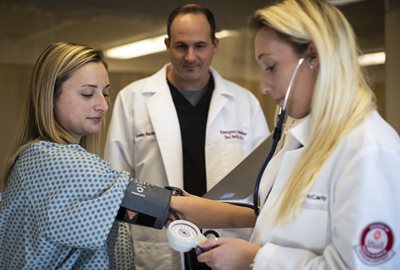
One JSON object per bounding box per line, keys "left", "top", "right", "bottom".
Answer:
{"left": 166, "top": 65, "right": 210, "bottom": 91}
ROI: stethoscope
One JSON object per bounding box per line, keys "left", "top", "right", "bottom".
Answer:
{"left": 166, "top": 57, "right": 306, "bottom": 257}
{"left": 253, "top": 57, "right": 305, "bottom": 215}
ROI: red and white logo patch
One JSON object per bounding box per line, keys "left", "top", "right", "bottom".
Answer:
{"left": 354, "top": 222, "right": 395, "bottom": 265}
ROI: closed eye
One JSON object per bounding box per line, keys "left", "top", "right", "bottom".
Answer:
{"left": 266, "top": 64, "right": 275, "bottom": 72}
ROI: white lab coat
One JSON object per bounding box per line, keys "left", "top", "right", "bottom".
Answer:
{"left": 104, "top": 64, "right": 269, "bottom": 270}
{"left": 251, "top": 111, "right": 400, "bottom": 269}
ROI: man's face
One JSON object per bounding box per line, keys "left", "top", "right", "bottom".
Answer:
{"left": 165, "top": 13, "right": 218, "bottom": 89}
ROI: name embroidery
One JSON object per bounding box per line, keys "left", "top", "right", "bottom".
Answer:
{"left": 220, "top": 130, "right": 247, "bottom": 140}
{"left": 136, "top": 131, "right": 155, "bottom": 138}
{"left": 306, "top": 193, "right": 327, "bottom": 201}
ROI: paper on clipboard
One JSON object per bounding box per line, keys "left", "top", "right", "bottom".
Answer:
{"left": 203, "top": 133, "right": 273, "bottom": 208}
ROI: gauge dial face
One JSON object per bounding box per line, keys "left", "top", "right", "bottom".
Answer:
{"left": 171, "top": 223, "right": 198, "bottom": 241}
{"left": 168, "top": 220, "right": 203, "bottom": 252}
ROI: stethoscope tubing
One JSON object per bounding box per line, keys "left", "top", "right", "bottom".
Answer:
{"left": 253, "top": 57, "right": 304, "bottom": 216}
{"left": 253, "top": 109, "right": 286, "bottom": 215}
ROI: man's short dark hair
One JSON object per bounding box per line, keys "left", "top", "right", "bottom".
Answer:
{"left": 166, "top": 4, "right": 217, "bottom": 40}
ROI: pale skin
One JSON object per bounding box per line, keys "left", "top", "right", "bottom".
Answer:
{"left": 169, "top": 26, "right": 319, "bottom": 270}
{"left": 54, "top": 61, "right": 136, "bottom": 220}
{"left": 170, "top": 194, "right": 256, "bottom": 229}
{"left": 54, "top": 61, "right": 110, "bottom": 143}
{"left": 164, "top": 12, "right": 219, "bottom": 91}
{"left": 255, "top": 27, "right": 318, "bottom": 119}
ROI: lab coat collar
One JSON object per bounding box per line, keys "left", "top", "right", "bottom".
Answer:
{"left": 209, "top": 67, "right": 234, "bottom": 98}
{"left": 287, "top": 115, "right": 312, "bottom": 148}
{"left": 206, "top": 67, "right": 235, "bottom": 129}
{"left": 141, "top": 64, "right": 170, "bottom": 94}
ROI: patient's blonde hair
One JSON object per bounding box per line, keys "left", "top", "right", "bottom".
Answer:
{"left": 1, "top": 42, "right": 109, "bottom": 191}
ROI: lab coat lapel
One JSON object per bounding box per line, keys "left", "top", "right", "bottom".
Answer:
{"left": 258, "top": 131, "right": 303, "bottom": 207}
{"left": 145, "top": 70, "right": 183, "bottom": 188}
{"left": 274, "top": 144, "right": 305, "bottom": 192}
{"left": 206, "top": 68, "right": 231, "bottom": 130}
{"left": 207, "top": 90, "right": 228, "bottom": 129}
{"left": 271, "top": 117, "right": 311, "bottom": 194}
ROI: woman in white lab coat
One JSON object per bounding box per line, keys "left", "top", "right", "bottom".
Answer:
{"left": 169, "top": 0, "right": 400, "bottom": 269}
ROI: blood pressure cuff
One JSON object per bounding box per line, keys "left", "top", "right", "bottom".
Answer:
{"left": 116, "top": 179, "right": 171, "bottom": 229}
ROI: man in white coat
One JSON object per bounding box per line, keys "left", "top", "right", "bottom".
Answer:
{"left": 104, "top": 4, "right": 269, "bottom": 270}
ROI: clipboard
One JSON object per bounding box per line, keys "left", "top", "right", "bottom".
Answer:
{"left": 203, "top": 133, "right": 273, "bottom": 208}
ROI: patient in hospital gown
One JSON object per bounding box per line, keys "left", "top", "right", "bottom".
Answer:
{"left": 0, "top": 141, "right": 135, "bottom": 269}
{"left": 0, "top": 42, "right": 142, "bottom": 269}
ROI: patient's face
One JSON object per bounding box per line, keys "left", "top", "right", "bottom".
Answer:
{"left": 54, "top": 62, "right": 110, "bottom": 142}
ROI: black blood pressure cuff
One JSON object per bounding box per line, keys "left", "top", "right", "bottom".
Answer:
{"left": 116, "top": 179, "right": 171, "bottom": 229}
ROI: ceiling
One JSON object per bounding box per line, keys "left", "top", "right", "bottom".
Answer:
{"left": 0, "top": 0, "right": 385, "bottom": 80}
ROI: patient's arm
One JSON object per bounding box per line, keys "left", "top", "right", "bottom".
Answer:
{"left": 170, "top": 195, "right": 256, "bottom": 228}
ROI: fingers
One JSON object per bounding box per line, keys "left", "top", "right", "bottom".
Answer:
{"left": 198, "top": 236, "right": 221, "bottom": 250}
{"left": 196, "top": 238, "right": 221, "bottom": 268}
{"left": 213, "top": 237, "right": 219, "bottom": 247}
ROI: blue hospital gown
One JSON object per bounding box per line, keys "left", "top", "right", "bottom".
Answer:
{"left": 0, "top": 141, "right": 135, "bottom": 269}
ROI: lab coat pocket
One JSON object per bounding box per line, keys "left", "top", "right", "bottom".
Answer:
{"left": 272, "top": 208, "right": 328, "bottom": 254}
{"left": 133, "top": 129, "right": 162, "bottom": 172}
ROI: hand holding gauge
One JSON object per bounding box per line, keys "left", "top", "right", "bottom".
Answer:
{"left": 167, "top": 219, "right": 208, "bottom": 252}
{"left": 165, "top": 186, "right": 219, "bottom": 255}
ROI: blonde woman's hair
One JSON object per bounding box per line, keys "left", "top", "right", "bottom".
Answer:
{"left": 1, "top": 42, "right": 109, "bottom": 191}
{"left": 250, "top": 0, "right": 376, "bottom": 224}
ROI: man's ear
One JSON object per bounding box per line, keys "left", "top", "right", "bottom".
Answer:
{"left": 213, "top": 37, "right": 220, "bottom": 48}
{"left": 164, "top": 37, "right": 170, "bottom": 49}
